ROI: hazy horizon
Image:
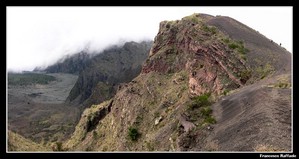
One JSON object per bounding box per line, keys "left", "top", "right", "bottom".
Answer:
{"left": 7, "top": 7, "right": 293, "bottom": 72}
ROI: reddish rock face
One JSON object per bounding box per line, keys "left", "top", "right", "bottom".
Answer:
{"left": 142, "top": 15, "right": 249, "bottom": 97}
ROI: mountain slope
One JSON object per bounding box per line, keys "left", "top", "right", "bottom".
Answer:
{"left": 42, "top": 52, "right": 91, "bottom": 75}
{"left": 207, "top": 16, "right": 291, "bottom": 78}
{"left": 8, "top": 130, "right": 51, "bottom": 151}
{"left": 66, "top": 41, "right": 152, "bottom": 107}
{"left": 208, "top": 73, "right": 291, "bottom": 151}
{"left": 62, "top": 13, "right": 291, "bottom": 151}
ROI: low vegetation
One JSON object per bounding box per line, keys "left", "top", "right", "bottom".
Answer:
{"left": 188, "top": 93, "right": 211, "bottom": 110}
{"left": 8, "top": 73, "right": 56, "bottom": 85}
{"left": 187, "top": 93, "right": 216, "bottom": 126}
{"left": 222, "top": 89, "right": 230, "bottom": 96}
{"left": 128, "top": 127, "right": 140, "bottom": 141}
{"left": 256, "top": 63, "right": 275, "bottom": 79}
{"left": 182, "top": 13, "right": 202, "bottom": 24}
{"left": 202, "top": 25, "right": 217, "bottom": 35}
{"left": 254, "top": 144, "right": 286, "bottom": 152}
{"left": 223, "top": 38, "right": 249, "bottom": 59}
{"left": 268, "top": 76, "right": 291, "bottom": 89}
{"left": 274, "top": 81, "right": 291, "bottom": 88}
{"left": 52, "top": 142, "right": 63, "bottom": 151}
{"left": 8, "top": 130, "right": 50, "bottom": 151}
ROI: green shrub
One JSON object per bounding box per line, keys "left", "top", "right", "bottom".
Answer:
{"left": 228, "top": 43, "right": 239, "bottom": 49}
{"left": 256, "top": 63, "right": 274, "bottom": 79}
{"left": 237, "top": 40, "right": 244, "bottom": 45}
{"left": 188, "top": 93, "right": 211, "bottom": 110}
{"left": 226, "top": 40, "right": 249, "bottom": 56}
{"left": 186, "top": 93, "right": 216, "bottom": 126}
{"left": 223, "top": 89, "right": 229, "bottom": 96}
{"left": 239, "top": 70, "right": 252, "bottom": 82}
{"left": 92, "top": 131, "right": 98, "bottom": 139}
{"left": 52, "top": 141, "right": 64, "bottom": 151}
{"left": 200, "top": 107, "right": 212, "bottom": 117}
{"left": 275, "top": 81, "right": 290, "bottom": 88}
{"left": 204, "top": 116, "right": 216, "bottom": 124}
{"left": 237, "top": 46, "right": 249, "bottom": 55}
{"left": 128, "top": 127, "right": 140, "bottom": 141}
{"left": 202, "top": 25, "right": 217, "bottom": 34}
{"left": 223, "top": 38, "right": 230, "bottom": 44}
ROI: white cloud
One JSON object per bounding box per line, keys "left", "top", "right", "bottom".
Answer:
{"left": 7, "top": 7, "right": 293, "bottom": 72}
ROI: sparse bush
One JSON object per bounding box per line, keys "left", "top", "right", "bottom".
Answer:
{"left": 188, "top": 93, "right": 211, "bottom": 110}
{"left": 166, "top": 23, "right": 171, "bottom": 29}
{"left": 228, "top": 43, "right": 239, "bottom": 49}
{"left": 237, "top": 46, "right": 249, "bottom": 55}
{"left": 92, "top": 131, "right": 98, "bottom": 139}
{"left": 240, "top": 54, "right": 247, "bottom": 60}
{"left": 182, "top": 14, "right": 201, "bottom": 24}
{"left": 204, "top": 116, "right": 216, "bottom": 124}
{"left": 52, "top": 141, "right": 64, "bottom": 151}
{"left": 226, "top": 39, "right": 249, "bottom": 56}
{"left": 85, "top": 146, "right": 93, "bottom": 151}
{"left": 202, "top": 25, "right": 217, "bottom": 35}
{"left": 145, "top": 141, "right": 155, "bottom": 151}
{"left": 237, "top": 40, "right": 244, "bottom": 45}
{"left": 222, "top": 38, "right": 230, "bottom": 44}
{"left": 200, "top": 107, "right": 212, "bottom": 117}
{"left": 239, "top": 70, "right": 252, "bottom": 83}
{"left": 223, "top": 89, "right": 229, "bottom": 96}
{"left": 274, "top": 81, "right": 291, "bottom": 88}
{"left": 279, "top": 83, "right": 288, "bottom": 88}
{"left": 102, "top": 146, "right": 108, "bottom": 151}
{"left": 256, "top": 63, "right": 274, "bottom": 79}
{"left": 128, "top": 127, "right": 140, "bottom": 141}
{"left": 186, "top": 93, "right": 216, "bottom": 126}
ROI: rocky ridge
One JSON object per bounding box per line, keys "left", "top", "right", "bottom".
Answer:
{"left": 62, "top": 13, "right": 291, "bottom": 151}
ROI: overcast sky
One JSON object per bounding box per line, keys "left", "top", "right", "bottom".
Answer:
{"left": 7, "top": 7, "right": 293, "bottom": 72}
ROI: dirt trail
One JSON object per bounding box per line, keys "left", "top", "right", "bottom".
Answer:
{"left": 207, "top": 74, "right": 291, "bottom": 151}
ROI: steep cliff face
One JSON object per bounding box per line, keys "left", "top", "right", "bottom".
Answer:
{"left": 63, "top": 13, "right": 291, "bottom": 151}
{"left": 42, "top": 52, "right": 91, "bottom": 74}
{"left": 66, "top": 41, "right": 152, "bottom": 107}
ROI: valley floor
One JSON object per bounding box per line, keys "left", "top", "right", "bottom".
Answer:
{"left": 8, "top": 73, "right": 81, "bottom": 146}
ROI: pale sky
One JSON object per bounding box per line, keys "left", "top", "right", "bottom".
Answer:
{"left": 7, "top": 7, "right": 293, "bottom": 72}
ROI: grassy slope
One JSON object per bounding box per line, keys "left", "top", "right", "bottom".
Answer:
{"left": 8, "top": 130, "right": 51, "bottom": 151}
